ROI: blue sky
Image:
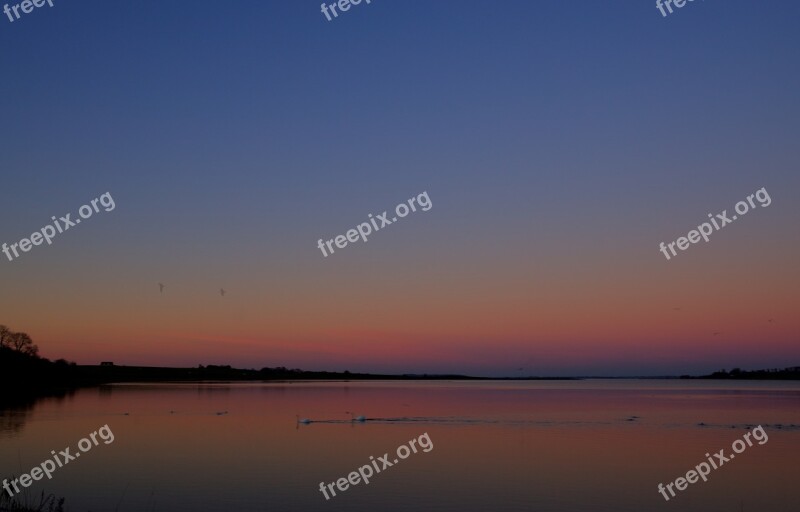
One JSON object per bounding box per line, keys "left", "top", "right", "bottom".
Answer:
{"left": 1, "top": 0, "right": 798, "bottom": 376}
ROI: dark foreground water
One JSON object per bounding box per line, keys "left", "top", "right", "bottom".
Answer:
{"left": 1, "top": 380, "right": 799, "bottom": 512}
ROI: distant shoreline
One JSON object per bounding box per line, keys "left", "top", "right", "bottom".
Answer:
{"left": 3, "top": 345, "right": 799, "bottom": 409}
{"left": 67, "top": 363, "right": 800, "bottom": 383}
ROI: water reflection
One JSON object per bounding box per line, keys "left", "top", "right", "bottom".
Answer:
{"left": 0, "top": 381, "right": 798, "bottom": 512}
{"left": 0, "top": 390, "right": 75, "bottom": 436}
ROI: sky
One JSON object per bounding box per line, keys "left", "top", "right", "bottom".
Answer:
{"left": 0, "top": 0, "right": 798, "bottom": 377}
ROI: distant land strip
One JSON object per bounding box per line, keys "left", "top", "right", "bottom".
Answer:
{"left": 2, "top": 344, "right": 799, "bottom": 408}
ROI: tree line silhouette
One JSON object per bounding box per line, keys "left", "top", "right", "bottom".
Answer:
{"left": 0, "top": 324, "right": 477, "bottom": 406}
{"left": 0, "top": 325, "right": 85, "bottom": 406}
{"left": 2, "top": 323, "right": 796, "bottom": 406}
{"left": 0, "top": 325, "right": 39, "bottom": 356}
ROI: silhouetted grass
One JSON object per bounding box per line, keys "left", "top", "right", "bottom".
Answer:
{"left": 0, "top": 485, "right": 66, "bottom": 512}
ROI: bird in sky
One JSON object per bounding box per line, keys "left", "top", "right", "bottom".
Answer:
{"left": 158, "top": 283, "right": 165, "bottom": 294}
{"left": 220, "top": 288, "right": 226, "bottom": 297}
{"left": 713, "top": 332, "right": 721, "bottom": 336}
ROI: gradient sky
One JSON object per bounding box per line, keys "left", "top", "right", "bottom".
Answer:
{"left": 1, "top": 0, "right": 798, "bottom": 376}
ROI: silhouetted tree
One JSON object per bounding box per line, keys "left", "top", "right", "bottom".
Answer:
{"left": 0, "top": 325, "right": 38, "bottom": 355}
{"left": 11, "top": 331, "right": 38, "bottom": 356}
{"left": 0, "top": 324, "right": 11, "bottom": 348}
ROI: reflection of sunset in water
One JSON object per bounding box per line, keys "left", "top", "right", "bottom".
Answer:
{"left": 2, "top": 381, "right": 799, "bottom": 511}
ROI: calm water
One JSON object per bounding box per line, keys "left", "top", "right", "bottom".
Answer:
{"left": 1, "top": 380, "right": 799, "bottom": 512}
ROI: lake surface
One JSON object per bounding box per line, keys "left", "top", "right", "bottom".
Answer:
{"left": 1, "top": 380, "right": 799, "bottom": 512}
